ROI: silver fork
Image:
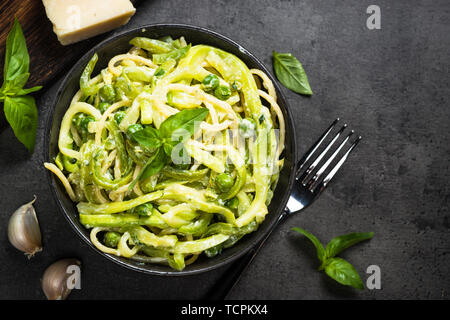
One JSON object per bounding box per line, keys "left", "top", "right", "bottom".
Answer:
{"left": 206, "top": 118, "right": 361, "bottom": 300}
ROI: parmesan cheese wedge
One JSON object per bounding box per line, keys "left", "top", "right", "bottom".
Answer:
{"left": 42, "top": 0, "right": 136, "bottom": 45}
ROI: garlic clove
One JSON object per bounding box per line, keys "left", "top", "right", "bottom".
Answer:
{"left": 8, "top": 196, "right": 42, "bottom": 258}
{"left": 42, "top": 258, "right": 81, "bottom": 300}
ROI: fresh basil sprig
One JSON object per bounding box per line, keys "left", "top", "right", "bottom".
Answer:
{"left": 292, "top": 227, "right": 373, "bottom": 290}
{"left": 128, "top": 107, "right": 209, "bottom": 188}
{"left": 0, "top": 18, "right": 42, "bottom": 153}
{"left": 272, "top": 51, "right": 312, "bottom": 96}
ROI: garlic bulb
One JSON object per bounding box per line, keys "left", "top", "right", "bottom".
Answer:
{"left": 8, "top": 196, "right": 42, "bottom": 257}
{"left": 42, "top": 258, "right": 81, "bottom": 300}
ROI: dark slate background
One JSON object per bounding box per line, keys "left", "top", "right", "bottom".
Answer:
{"left": 0, "top": 0, "right": 449, "bottom": 299}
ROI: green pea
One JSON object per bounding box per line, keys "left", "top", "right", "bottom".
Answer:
{"left": 226, "top": 197, "right": 239, "bottom": 210}
{"left": 130, "top": 203, "right": 153, "bottom": 216}
{"left": 72, "top": 113, "right": 94, "bottom": 140}
{"left": 97, "top": 102, "right": 110, "bottom": 114}
{"left": 127, "top": 124, "right": 143, "bottom": 137}
{"left": 72, "top": 113, "right": 84, "bottom": 128}
{"left": 104, "top": 231, "right": 121, "bottom": 248}
{"left": 202, "top": 74, "right": 220, "bottom": 91}
{"left": 99, "top": 84, "right": 116, "bottom": 103}
{"left": 114, "top": 111, "right": 126, "bottom": 124}
{"left": 80, "top": 116, "right": 95, "bottom": 132}
{"left": 215, "top": 172, "right": 234, "bottom": 192}
{"left": 214, "top": 85, "right": 231, "bottom": 100}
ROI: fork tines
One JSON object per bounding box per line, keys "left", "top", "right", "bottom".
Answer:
{"left": 296, "top": 118, "right": 361, "bottom": 194}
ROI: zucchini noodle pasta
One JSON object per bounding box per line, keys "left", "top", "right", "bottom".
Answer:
{"left": 45, "top": 35, "right": 285, "bottom": 271}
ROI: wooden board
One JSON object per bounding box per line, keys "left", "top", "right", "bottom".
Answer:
{"left": 0, "top": 0, "right": 141, "bottom": 88}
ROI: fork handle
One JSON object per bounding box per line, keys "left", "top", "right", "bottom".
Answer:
{"left": 206, "top": 210, "right": 288, "bottom": 300}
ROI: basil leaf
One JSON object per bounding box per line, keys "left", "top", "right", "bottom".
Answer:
{"left": 1, "top": 19, "right": 31, "bottom": 96}
{"left": 129, "top": 126, "right": 162, "bottom": 150}
{"left": 159, "top": 107, "right": 209, "bottom": 142}
{"left": 0, "top": 19, "right": 42, "bottom": 155}
{"left": 324, "top": 257, "right": 364, "bottom": 290}
{"left": 3, "top": 96, "right": 37, "bottom": 152}
{"left": 128, "top": 147, "right": 166, "bottom": 190}
{"left": 3, "top": 19, "right": 29, "bottom": 82}
{"left": 140, "top": 147, "right": 166, "bottom": 180}
{"left": 163, "top": 142, "right": 174, "bottom": 157}
{"left": 273, "top": 51, "right": 312, "bottom": 95}
{"left": 325, "top": 232, "right": 374, "bottom": 259}
{"left": 291, "top": 227, "right": 326, "bottom": 263}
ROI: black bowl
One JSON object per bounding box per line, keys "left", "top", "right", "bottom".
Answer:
{"left": 45, "top": 24, "right": 297, "bottom": 276}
